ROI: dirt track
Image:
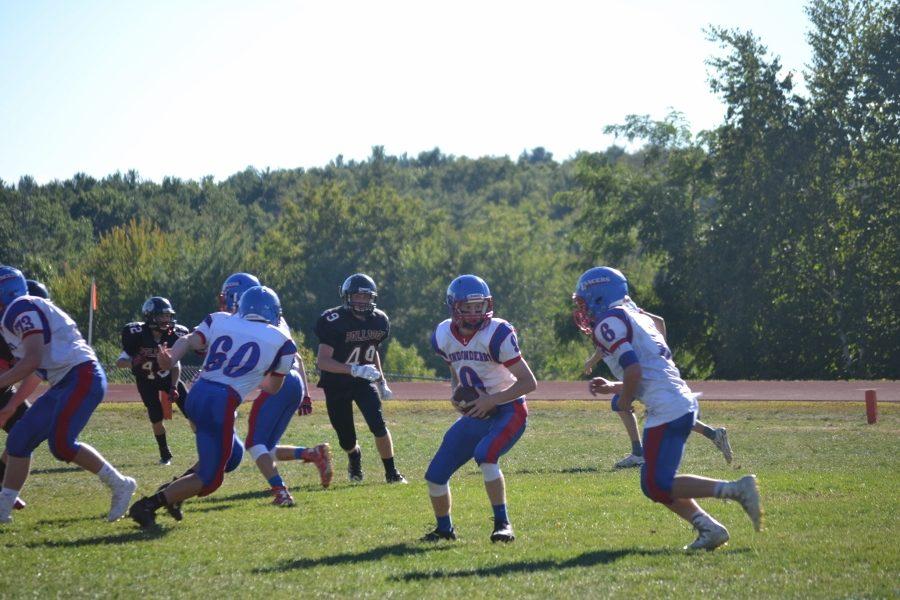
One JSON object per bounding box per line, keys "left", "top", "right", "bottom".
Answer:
{"left": 103, "top": 379, "right": 900, "bottom": 403}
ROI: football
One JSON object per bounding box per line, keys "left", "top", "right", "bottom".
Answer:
{"left": 451, "top": 385, "right": 481, "bottom": 413}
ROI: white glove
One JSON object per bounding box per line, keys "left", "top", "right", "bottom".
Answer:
{"left": 378, "top": 380, "right": 394, "bottom": 400}
{"left": 351, "top": 364, "right": 381, "bottom": 382}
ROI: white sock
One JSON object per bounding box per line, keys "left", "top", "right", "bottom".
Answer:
{"left": 97, "top": 463, "right": 124, "bottom": 487}
{"left": 0, "top": 487, "right": 19, "bottom": 514}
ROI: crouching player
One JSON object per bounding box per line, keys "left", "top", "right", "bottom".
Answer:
{"left": 129, "top": 285, "right": 296, "bottom": 527}
{"left": 0, "top": 266, "right": 137, "bottom": 523}
{"left": 573, "top": 267, "right": 762, "bottom": 550}
{"left": 423, "top": 275, "right": 537, "bottom": 543}
{"left": 0, "top": 279, "right": 49, "bottom": 511}
{"left": 218, "top": 273, "right": 332, "bottom": 506}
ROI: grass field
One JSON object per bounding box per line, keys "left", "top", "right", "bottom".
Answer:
{"left": 1, "top": 400, "right": 898, "bottom": 598}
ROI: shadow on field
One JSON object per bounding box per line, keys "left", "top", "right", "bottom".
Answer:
{"left": 24, "top": 528, "right": 169, "bottom": 548}
{"left": 30, "top": 466, "right": 82, "bottom": 475}
{"left": 203, "top": 490, "right": 268, "bottom": 503}
{"left": 252, "top": 542, "right": 453, "bottom": 574}
{"left": 396, "top": 547, "right": 744, "bottom": 581}
{"left": 511, "top": 466, "right": 605, "bottom": 475}
{"left": 190, "top": 503, "right": 235, "bottom": 514}
{"left": 36, "top": 515, "right": 107, "bottom": 527}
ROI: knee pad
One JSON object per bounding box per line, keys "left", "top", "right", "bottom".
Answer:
{"left": 427, "top": 481, "right": 450, "bottom": 497}
{"left": 225, "top": 439, "right": 245, "bottom": 473}
{"left": 247, "top": 443, "right": 270, "bottom": 461}
{"left": 480, "top": 462, "right": 502, "bottom": 482}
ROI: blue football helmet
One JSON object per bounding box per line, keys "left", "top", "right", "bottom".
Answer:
{"left": 238, "top": 285, "right": 282, "bottom": 325}
{"left": 572, "top": 267, "right": 629, "bottom": 335}
{"left": 0, "top": 266, "right": 28, "bottom": 309}
{"left": 219, "top": 272, "right": 261, "bottom": 313}
{"left": 26, "top": 279, "right": 50, "bottom": 299}
{"left": 446, "top": 274, "right": 493, "bottom": 330}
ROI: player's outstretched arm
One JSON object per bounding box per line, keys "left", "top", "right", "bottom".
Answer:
{"left": 157, "top": 333, "right": 203, "bottom": 371}
{"left": 583, "top": 347, "right": 604, "bottom": 375}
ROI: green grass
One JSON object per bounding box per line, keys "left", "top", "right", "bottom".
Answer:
{"left": 2, "top": 400, "right": 898, "bottom": 598}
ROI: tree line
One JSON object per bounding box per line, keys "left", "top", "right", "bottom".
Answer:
{"left": 1, "top": 0, "right": 896, "bottom": 380}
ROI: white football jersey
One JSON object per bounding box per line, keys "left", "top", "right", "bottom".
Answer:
{"left": 431, "top": 318, "right": 523, "bottom": 398}
{"left": 592, "top": 303, "right": 698, "bottom": 427}
{"left": 1, "top": 296, "right": 98, "bottom": 386}
{"left": 194, "top": 312, "right": 296, "bottom": 402}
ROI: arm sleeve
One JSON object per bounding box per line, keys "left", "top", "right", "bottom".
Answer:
{"left": 594, "top": 315, "right": 637, "bottom": 369}
{"left": 193, "top": 314, "right": 215, "bottom": 345}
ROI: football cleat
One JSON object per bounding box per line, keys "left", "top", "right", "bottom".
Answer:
{"left": 614, "top": 453, "right": 645, "bottom": 469}
{"left": 271, "top": 486, "right": 295, "bottom": 507}
{"left": 685, "top": 520, "right": 730, "bottom": 551}
{"left": 159, "top": 455, "right": 173, "bottom": 466}
{"left": 155, "top": 479, "right": 183, "bottom": 521}
{"left": 128, "top": 496, "right": 158, "bottom": 529}
{"left": 303, "top": 444, "right": 333, "bottom": 489}
{"left": 421, "top": 527, "right": 457, "bottom": 542}
{"left": 734, "top": 475, "right": 763, "bottom": 531}
{"left": 713, "top": 428, "right": 733, "bottom": 464}
{"left": 385, "top": 471, "right": 408, "bottom": 484}
{"left": 348, "top": 451, "right": 363, "bottom": 483}
{"left": 490, "top": 522, "right": 516, "bottom": 543}
{"left": 13, "top": 497, "right": 26, "bottom": 510}
{"left": 108, "top": 477, "right": 138, "bottom": 522}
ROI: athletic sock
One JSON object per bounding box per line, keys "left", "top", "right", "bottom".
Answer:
{"left": 631, "top": 441, "right": 643, "bottom": 456}
{"left": 0, "top": 459, "right": 6, "bottom": 482}
{"left": 698, "top": 424, "right": 716, "bottom": 440}
{"left": 268, "top": 474, "right": 285, "bottom": 488}
{"left": 436, "top": 514, "right": 453, "bottom": 532}
{"left": 714, "top": 481, "right": 737, "bottom": 499}
{"left": 148, "top": 491, "right": 168, "bottom": 509}
{"left": 97, "top": 462, "right": 124, "bottom": 487}
{"left": 382, "top": 456, "right": 396, "bottom": 476}
{"left": 0, "top": 487, "right": 19, "bottom": 515}
{"left": 155, "top": 433, "right": 171, "bottom": 459}
{"left": 293, "top": 447, "right": 308, "bottom": 460}
{"left": 492, "top": 503, "right": 509, "bottom": 525}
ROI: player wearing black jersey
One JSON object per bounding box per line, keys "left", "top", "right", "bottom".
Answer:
{"left": 314, "top": 274, "right": 406, "bottom": 484}
{"left": 115, "top": 297, "right": 190, "bottom": 465}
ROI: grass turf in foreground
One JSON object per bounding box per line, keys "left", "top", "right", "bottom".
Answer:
{"left": 1, "top": 400, "right": 897, "bottom": 598}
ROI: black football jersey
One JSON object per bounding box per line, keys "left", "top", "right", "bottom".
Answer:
{"left": 121, "top": 321, "right": 190, "bottom": 384}
{"left": 314, "top": 305, "right": 389, "bottom": 389}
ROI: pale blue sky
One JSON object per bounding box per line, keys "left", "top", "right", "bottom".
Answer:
{"left": 1, "top": 1, "right": 813, "bottom": 184}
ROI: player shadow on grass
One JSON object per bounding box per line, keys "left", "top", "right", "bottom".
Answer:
{"left": 508, "top": 466, "right": 606, "bottom": 476}
{"left": 23, "top": 528, "right": 169, "bottom": 548}
{"left": 252, "top": 542, "right": 454, "bottom": 574}
{"left": 395, "top": 546, "right": 751, "bottom": 581}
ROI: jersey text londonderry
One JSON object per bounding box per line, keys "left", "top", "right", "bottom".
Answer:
{"left": 448, "top": 350, "right": 491, "bottom": 362}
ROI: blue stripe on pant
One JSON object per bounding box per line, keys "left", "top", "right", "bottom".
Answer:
{"left": 640, "top": 411, "right": 695, "bottom": 504}
{"left": 425, "top": 399, "right": 528, "bottom": 485}
{"left": 6, "top": 361, "right": 104, "bottom": 461}
{"left": 245, "top": 370, "right": 303, "bottom": 451}
{"left": 186, "top": 379, "right": 245, "bottom": 496}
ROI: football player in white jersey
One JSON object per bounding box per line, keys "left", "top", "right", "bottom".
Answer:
{"left": 582, "top": 313, "right": 733, "bottom": 468}
{"left": 423, "top": 275, "right": 537, "bottom": 543}
{"left": 573, "top": 267, "right": 763, "bottom": 550}
{"left": 128, "top": 285, "right": 296, "bottom": 528}
{"left": 0, "top": 266, "right": 137, "bottom": 524}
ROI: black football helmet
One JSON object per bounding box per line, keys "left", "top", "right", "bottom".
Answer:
{"left": 26, "top": 279, "right": 50, "bottom": 299}
{"left": 340, "top": 273, "right": 377, "bottom": 315}
{"left": 142, "top": 296, "right": 176, "bottom": 332}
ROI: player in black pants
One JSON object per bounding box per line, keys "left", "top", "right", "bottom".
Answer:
{"left": 0, "top": 279, "right": 52, "bottom": 510}
{"left": 115, "top": 296, "right": 190, "bottom": 465}
{"left": 314, "top": 273, "right": 406, "bottom": 484}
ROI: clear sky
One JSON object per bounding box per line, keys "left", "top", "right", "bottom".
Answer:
{"left": 1, "top": 1, "right": 813, "bottom": 184}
